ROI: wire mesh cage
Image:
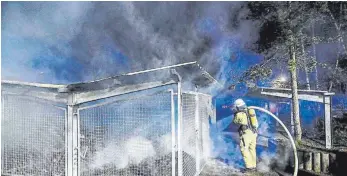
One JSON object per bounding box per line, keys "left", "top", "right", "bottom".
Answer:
{"left": 1, "top": 63, "right": 217, "bottom": 176}
{"left": 1, "top": 87, "right": 214, "bottom": 176}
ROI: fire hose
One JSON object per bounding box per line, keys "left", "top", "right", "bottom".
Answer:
{"left": 248, "top": 106, "right": 298, "bottom": 176}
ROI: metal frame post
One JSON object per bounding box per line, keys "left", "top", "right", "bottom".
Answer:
{"left": 1, "top": 95, "right": 4, "bottom": 174}
{"left": 177, "top": 81, "right": 183, "bottom": 176}
{"left": 76, "top": 109, "right": 81, "bottom": 176}
{"left": 324, "top": 95, "right": 332, "bottom": 149}
{"left": 65, "top": 107, "right": 69, "bottom": 176}
{"left": 170, "top": 89, "right": 176, "bottom": 176}
{"left": 67, "top": 93, "right": 79, "bottom": 176}
{"left": 195, "top": 94, "right": 200, "bottom": 174}
{"left": 67, "top": 94, "right": 74, "bottom": 176}
{"left": 178, "top": 87, "right": 182, "bottom": 176}
{"left": 171, "top": 68, "right": 184, "bottom": 176}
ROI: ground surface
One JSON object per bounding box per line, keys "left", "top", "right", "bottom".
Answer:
{"left": 199, "top": 159, "right": 285, "bottom": 176}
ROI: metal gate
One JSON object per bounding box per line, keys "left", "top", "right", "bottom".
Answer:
{"left": 178, "top": 92, "right": 213, "bottom": 176}
{"left": 197, "top": 93, "right": 212, "bottom": 171}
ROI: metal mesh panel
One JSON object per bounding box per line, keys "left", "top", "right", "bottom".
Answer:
{"left": 181, "top": 93, "right": 197, "bottom": 176}
{"left": 79, "top": 92, "right": 173, "bottom": 176}
{"left": 198, "top": 94, "right": 212, "bottom": 172}
{"left": 1, "top": 94, "right": 66, "bottom": 176}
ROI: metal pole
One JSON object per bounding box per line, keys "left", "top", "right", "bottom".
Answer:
{"left": 65, "top": 108, "right": 69, "bottom": 176}
{"left": 177, "top": 81, "right": 183, "bottom": 176}
{"left": 125, "top": 61, "right": 197, "bottom": 76}
{"left": 76, "top": 109, "right": 81, "bottom": 176}
{"left": 67, "top": 93, "right": 79, "bottom": 176}
{"left": 195, "top": 94, "right": 200, "bottom": 173}
{"left": 195, "top": 63, "right": 223, "bottom": 88}
{"left": 170, "top": 89, "right": 176, "bottom": 176}
{"left": 67, "top": 94, "right": 74, "bottom": 176}
{"left": 1, "top": 80, "right": 65, "bottom": 88}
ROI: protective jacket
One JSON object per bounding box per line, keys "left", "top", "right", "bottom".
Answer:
{"left": 233, "top": 108, "right": 258, "bottom": 133}
{"left": 233, "top": 107, "right": 258, "bottom": 169}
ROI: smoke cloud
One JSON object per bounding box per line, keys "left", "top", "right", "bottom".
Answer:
{"left": 90, "top": 136, "right": 157, "bottom": 170}
{"left": 2, "top": 2, "right": 260, "bottom": 84}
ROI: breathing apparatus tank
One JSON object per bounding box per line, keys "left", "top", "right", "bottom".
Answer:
{"left": 234, "top": 99, "right": 258, "bottom": 130}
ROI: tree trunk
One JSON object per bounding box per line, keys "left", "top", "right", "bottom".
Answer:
{"left": 327, "top": 6, "right": 347, "bottom": 55}
{"left": 301, "top": 37, "right": 311, "bottom": 90}
{"left": 329, "top": 53, "right": 340, "bottom": 92}
{"left": 327, "top": 3, "right": 346, "bottom": 92}
{"left": 289, "top": 37, "right": 302, "bottom": 141}
{"left": 311, "top": 22, "right": 319, "bottom": 90}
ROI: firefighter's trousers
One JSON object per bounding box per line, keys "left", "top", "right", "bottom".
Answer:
{"left": 239, "top": 129, "right": 257, "bottom": 169}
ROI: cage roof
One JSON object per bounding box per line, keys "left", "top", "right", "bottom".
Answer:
{"left": 59, "top": 61, "right": 220, "bottom": 92}
{"left": 2, "top": 61, "right": 221, "bottom": 93}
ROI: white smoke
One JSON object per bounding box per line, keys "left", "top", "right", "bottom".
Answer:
{"left": 90, "top": 135, "right": 158, "bottom": 169}
{"left": 257, "top": 151, "right": 276, "bottom": 172}
{"left": 158, "top": 133, "right": 173, "bottom": 155}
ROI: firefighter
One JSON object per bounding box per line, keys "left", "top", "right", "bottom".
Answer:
{"left": 232, "top": 98, "right": 258, "bottom": 172}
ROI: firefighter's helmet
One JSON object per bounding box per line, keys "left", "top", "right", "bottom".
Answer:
{"left": 234, "top": 99, "right": 246, "bottom": 107}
